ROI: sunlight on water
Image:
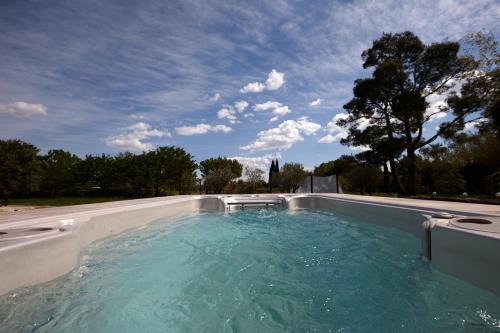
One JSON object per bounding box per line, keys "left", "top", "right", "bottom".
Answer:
{"left": 1, "top": 209, "right": 500, "bottom": 332}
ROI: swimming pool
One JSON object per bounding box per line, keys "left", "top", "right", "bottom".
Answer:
{"left": 1, "top": 208, "right": 499, "bottom": 332}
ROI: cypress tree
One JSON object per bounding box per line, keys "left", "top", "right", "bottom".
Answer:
{"left": 269, "top": 160, "right": 275, "bottom": 192}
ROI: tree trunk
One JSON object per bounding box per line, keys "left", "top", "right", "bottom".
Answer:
{"left": 382, "top": 161, "right": 390, "bottom": 192}
{"left": 383, "top": 109, "right": 405, "bottom": 195}
{"left": 406, "top": 148, "right": 417, "bottom": 196}
{"left": 269, "top": 172, "right": 273, "bottom": 193}
{"left": 389, "top": 159, "right": 405, "bottom": 195}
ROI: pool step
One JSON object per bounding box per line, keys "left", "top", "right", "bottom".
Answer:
{"left": 220, "top": 195, "right": 286, "bottom": 210}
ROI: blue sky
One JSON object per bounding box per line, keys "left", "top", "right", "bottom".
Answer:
{"left": 0, "top": 0, "right": 499, "bottom": 171}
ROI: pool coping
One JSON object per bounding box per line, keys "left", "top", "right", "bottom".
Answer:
{"left": 2, "top": 193, "right": 499, "bottom": 225}
{"left": 1, "top": 194, "right": 500, "bottom": 297}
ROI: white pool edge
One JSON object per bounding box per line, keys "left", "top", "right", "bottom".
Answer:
{"left": 1, "top": 194, "right": 499, "bottom": 297}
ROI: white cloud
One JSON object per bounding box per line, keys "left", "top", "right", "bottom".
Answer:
{"left": 234, "top": 100, "right": 249, "bottom": 112}
{"left": 272, "top": 105, "right": 290, "bottom": 116}
{"left": 265, "top": 69, "right": 285, "bottom": 90}
{"left": 240, "top": 82, "right": 265, "bottom": 93}
{"left": 230, "top": 153, "right": 282, "bottom": 179}
{"left": 318, "top": 134, "right": 337, "bottom": 143}
{"left": 105, "top": 122, "right": 170, "bottom": 151}
{"left": 310, "top": 98, "right": 322, "bottom": 107}
{"left": 425, "top": 78, "right": 464, "bottom": 121}
{"left": 175, "top": 123, "right": 232, "bottom": 136}
{"left": 319, "top": 113, "right": 370, "bottom": 144}
{"left": 216, "top": 101, "right": 249, "bottom": 123}
{"left": 130, "top": 114, "right": 146, "bottom": 120}
{"left": 209, "top": 93, "right": 221, "bottom": 102}
{"left": 254, "top": 101, "right": 283, "bottom": 112}
{"left": 244, "top": 113, "right": 255, "bottom": 118}
{"left": 350, "top": 145, "right": 370, "bottom": 152}
{"left": 318, "top": 113, "right": 349, "bottom": 144}
{"left": 253, "top": 101, "right": 291, "bottom": 121}
{"left": 240, "top": 69, "right": 285, "bottom": 93}
{"left": 425, "top": 94, "right": 449, "bottom": 121}
{"left": 0, "top": 102, "right": 47, "bottom": 117}
{"left": 217, "top": 107, "right": 237, "bottom": 123}
{"left": 240, "top": 117, "right": 321, "bottom": 152}
{"left": 357, "top": 117, "right": 371, "bottom": 130}
{"left": 464, "top": 118, "right": 487, "bottom": 131}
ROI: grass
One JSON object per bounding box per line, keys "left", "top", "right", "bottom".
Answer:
{"left": 351, "top": 192, "right": 500, "bottom": 205}
{"left": 4, "top": 196, "right": 129, "bottom": 207}
{"left": 409, "top": 194, "right": 500, "bottom": 205}
{"left": 4, "top": 193, "right": 500, "bottom": 208}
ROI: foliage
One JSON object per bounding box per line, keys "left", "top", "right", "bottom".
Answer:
{"left": 0, "top": 140, "right": 41, "bottom": 202}
{"left": 446, "top": 31, "right": 500, "bottom": 137}
{"left": 434, "top": 171, "right": 466, "bottom": 195}
{"left": 40, "top": 149, "right": 81, "bottom": 196}
{"left": 199, "top": 157, "right": 242, "bottom": 178}
{"left": 343, "top": 164, "right": 383, "bottom": 195}
{"left": 145, "top": 147, "right": 197, "bottom": 196}
{"left": 204, "top": 167, "right": 235, "bottom": 194}
{"left": 244, "top": 167, "right": 265, "bottom": 193}
{"left": 269, "top": 159, "right": 280, "bottom": 190}
{"left": 330, "top": 155, "right": 357, "bottom": 176}
{"left": 280, "top": 163, "right": 307, "bottom": 193}
{"left": 313, "top": 160, "right": 336, "bottom": 177}
{"left": 0, "top": 140, "right": 198, "bottom": 199}
{"left": 340, "top": 31, "right": 477, "bottom": 195}
{"left": 199, "top": 157, "right": 242, "bottom": 193}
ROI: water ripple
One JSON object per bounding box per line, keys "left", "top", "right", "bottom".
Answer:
{"left": 1, "top": 209, "right": 500, "bottom": 332}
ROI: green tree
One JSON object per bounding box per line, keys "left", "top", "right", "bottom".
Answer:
{"left": 450, "top": 133, "right": 500, "bottom": 194}
{"left": 340, "top": 31, "right": 475, "bottom": 195}
{"left": 444, "top": 31, "right": 499, "bottom": 138}
{"left": 145, "top": 146, "right": 197, "bottom": 196}
{"left": 79, "top": 154, "right": 115, "bottom": 194}
{"left": 244, "top": 166, "right": 265, "bottom": 193}
{"left": 313, "top": 160, "right": 336, "bottom": 177}
{"left": 269, "top": 160, "right": 275, "bottom": 192}
{"left": 40, "top": 149, "right": 81, "bottom": 196}
{"left": 112, "top": 152, "right": 151, "bottom": 196}
{"left": 331, "top": 155, "right": 357, "bottom": 177}
{"left": 0, "top": 139, "right": 41, "bottom": 202}
{"left": 200, "top": 157, "right": 243, "bottom": 193}
{"left": 269, "top": 159, "right": 280, "bottom": 192}
{"left": 280, "top": 163, "right": 307, "bottom": 193}
{"left": 343, "top": 164, "right": 383, "bottom": 195}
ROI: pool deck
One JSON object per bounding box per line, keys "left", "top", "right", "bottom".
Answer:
{"left": 1, "top": 193, "right": 499, "bottom": 225}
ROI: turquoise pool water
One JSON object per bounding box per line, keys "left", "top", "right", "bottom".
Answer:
{"left": 1, "top": 209, "right": 500, "bottom": 332}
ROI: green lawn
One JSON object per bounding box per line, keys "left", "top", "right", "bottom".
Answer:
{"left": 4, "top": 193, "right": 500, "bottom": 208}
{"left": 360, "top": 192, "right": 500, "bottom": 205}
{"left": 4, "top": 196, "right": 129, "bottom": 207}
{"left": 409, "top": 194, "right": 500, "bottom": 205}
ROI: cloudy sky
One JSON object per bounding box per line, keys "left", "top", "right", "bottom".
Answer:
{"left": 1, "top": 0, "right": 499, "bottom": 171}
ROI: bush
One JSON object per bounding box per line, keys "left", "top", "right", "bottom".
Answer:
{"left": 434, "top": 171, "right": 466, "bottom": 195}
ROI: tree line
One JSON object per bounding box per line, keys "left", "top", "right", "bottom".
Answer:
{"left": 0, "top": 139, "right": 313, "bottom": 202}
{"left": 0, "top": 141, "right": 201, "bottom": 201}
{"left": 314, "top": 131, "right": 500, "bottom": 197}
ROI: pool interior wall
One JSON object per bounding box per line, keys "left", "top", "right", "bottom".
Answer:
{"left": 1, "top": 195, "right": 500, "bottom": 298}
